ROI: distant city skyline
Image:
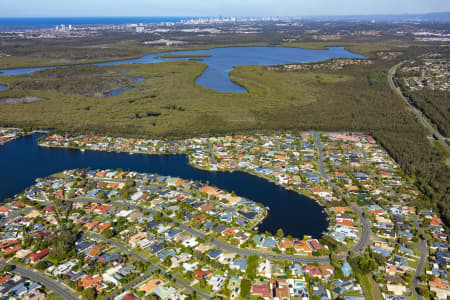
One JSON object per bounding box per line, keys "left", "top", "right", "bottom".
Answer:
{"left": 1, "top": 0, "right": 450, "bottom": 18}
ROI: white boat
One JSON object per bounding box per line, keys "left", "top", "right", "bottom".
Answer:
{"left": 80, "top": 149, "right": 85, "bottom": 152}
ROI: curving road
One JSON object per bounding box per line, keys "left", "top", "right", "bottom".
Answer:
{"left": 0, "top": 261, "right": 79, "bottom": 300}
{"left": 101, "top": 270, "right": 153, "bottom": 300}
{"left": 351, "top": 205, "right": 371, "bottom": 253}
{"left": 71, "top": 193, "right": 371, "bottom": 264}
{"left": 388, "top": 63, "right": 449, "bottom": 153}
{"left": 312, "top": 132, "right": 371, "bottom": 254}
{"left": 84, "top": 233, "right": 211, "bottom": 299}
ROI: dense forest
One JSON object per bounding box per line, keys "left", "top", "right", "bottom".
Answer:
{"left": 401, "top": 89, "right": 449, "bottom": 138}
{"left": 8, "top": 65, "right": 138, "bottom": 97}
{"left": 0, "top": 45, "right": 448, "bottom": 228}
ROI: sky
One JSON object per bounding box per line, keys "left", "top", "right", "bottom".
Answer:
{"left": 0, "top": 0, "right": 449, "bottom": 18}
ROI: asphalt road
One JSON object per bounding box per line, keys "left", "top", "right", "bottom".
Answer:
{"left": 312, "top": 132, "right": 371, "bottom": 254}
{"left": 84, "top": 233, "right": 211, "bottom": 299}
{"left": 412, "top": 239, "right": 427, "bottom": 300}
{"left": 0, "top": 202, "right": 52, "bottom": 226}
{"left": 0, "top": 261, "right": 79, "bottom": 300}
{"left": 351, "top": 205, "right": 371, "bottom": 253}
{"left": 312, "top": 132, "right": 330, "bottom": 182}
{"left": 388, "top": 63, "right": 449, "bottom": 153}
{"left": 72, "top": 195, "right": 372, "bottom": 264}
{"left": 101, "top": 269, "right": 154, "bottom": 300}
{"left": 0, "top": 207, "right": 36, "bottom": 226}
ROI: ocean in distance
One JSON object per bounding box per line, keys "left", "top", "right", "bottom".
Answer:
{"left": 0, "top": 17, "right": 191, "bottom": 29}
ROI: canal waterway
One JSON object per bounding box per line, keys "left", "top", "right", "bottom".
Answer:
{"left": 0, "top": 134, "right": 329, "bottom": 238}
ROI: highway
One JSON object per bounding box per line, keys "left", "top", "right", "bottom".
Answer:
{"left": 388, "top": 63, "right": 449, "bottom": 153}
{"left": 0, "top": 261, "right": 79, "bottom": 300}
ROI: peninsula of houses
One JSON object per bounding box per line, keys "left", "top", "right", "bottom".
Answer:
{"left": 0, "top": 131, "right": 447, "bottom": 300}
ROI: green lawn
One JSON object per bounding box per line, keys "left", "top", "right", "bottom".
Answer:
{"left": 193, "top": 282, "right": 212, "bottom": 295}
{"left": 45, "top": 292, "right": 64, "bottom": 300}
{"left": 356, "top": 273, "right": 383, "bottom": 300}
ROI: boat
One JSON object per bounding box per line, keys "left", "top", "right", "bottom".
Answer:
{"left": 265, "top": 206, "right": 270, "bottom": 210}
{"left": 129, "top": 152, "right": 134, "bottom": 155}
{"left": 80, "top": 149, "right": 85, "bottom": 152}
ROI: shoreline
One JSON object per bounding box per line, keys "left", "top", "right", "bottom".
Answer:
{"left": 38, "top": 139, "right": 335, "bottom": 240}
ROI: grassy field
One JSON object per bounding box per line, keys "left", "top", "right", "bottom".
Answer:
{"left": 45, "top": 293, "right": 65, "bottom": 300}
{"left": 356, "top": 273, "right": 383, "bottom": 300}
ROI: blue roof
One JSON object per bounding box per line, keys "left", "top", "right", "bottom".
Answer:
{"left": 398, "top": 247, "right": 414, "bottom": 256}
{"left": 372, "top": 247, "right": 391, "bottom": 258}
{"left": 262, "top": 237, "right": 278, "bottom": 248}
{"left": 209, "top": 248, "right": 223, "bottom": 259}
{"left": 232, "top": 258, "right": 247, "bottom": 271}
{"left": 341, "top": 262, "right": 353, "bottom": 277}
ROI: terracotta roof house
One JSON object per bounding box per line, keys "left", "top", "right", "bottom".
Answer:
{"left": 29, "top": 248, "right": 50, "bottom": 264}
{"left": 429, "top": 277, "right": 449, "bottom": 289}
{"left": 279, "top": 239, "right": 294, "bottom": 251}
{"left": 140, "top": 279, "right": 164, "bottom": 293}
{"left": 293, "top": 240, "right": 312, "bottom": 253}
{"left": 303, "top": 265, "right": 322, "bottom": 278}
{"left": 307, "top": 239, "right": 324, "bottom": 251}
{"left": 78, "top": 275, "right": 103, "bottom": 290}
{"left": 252, "top": 283, "right": 270, "bottom": 299}
{"left": 194, "top": 269, "right": 212, "bottom": 281}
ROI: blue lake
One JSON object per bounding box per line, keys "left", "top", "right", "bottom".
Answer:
{"left": 0, "top": 84, "right": 7, "bottom": 91}
{"left": 0, "top": 46, "right": 364, "bottom": 93}
{"left": 0, "top": 134, "right": 329, "bottom": 239}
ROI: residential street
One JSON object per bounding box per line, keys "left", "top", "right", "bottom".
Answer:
{"left": 84, "top": 233, "right": 212, "bottom": 299}
{"left": 0, "top": 261, "right": 79, "bottom": 300}
{"left": 71, "top": 197, "right": 371, "bottom": 264}
{"left": 412, "top": 239, "right": 427, "bottom": 300}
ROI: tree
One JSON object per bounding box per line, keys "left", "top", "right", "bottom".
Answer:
{"left": 82, "top": 287, "right": 96, "bottom": 300}
{"left": 276, "top": 228, "right": 284, "bottom": 239}
{"left": 2, "top": 265, "right": 13, "bottom": 272}
{"left": 417, "top": 286, "right": 430, "bottom": 298}
{"left": 240, "top": 279, "right": 251, "bottom": 298}
{"left": 230, "top": 238, "right": 240, "bottom": 247}
{"left": 103, "top": 228, "right": 115, "bottom": 239}
{"left": 35, "top": 260, "right": 47, "bottom": 270}
{"left": 330, "top": 252, "right": 339, "bottom": 267}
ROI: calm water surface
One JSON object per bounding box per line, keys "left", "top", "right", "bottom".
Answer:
{"left": 0, "top": 134, "right": 329, "bottom": 238}
{"left": 0, "top": 46, "right": 364, "bottom": 93}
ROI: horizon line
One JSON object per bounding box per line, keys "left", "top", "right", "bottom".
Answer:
{"left": 0, "top": 11, "right": 449, "bottom": 19}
